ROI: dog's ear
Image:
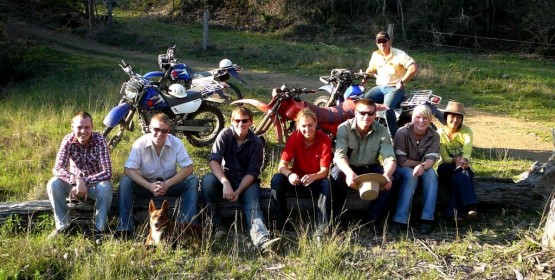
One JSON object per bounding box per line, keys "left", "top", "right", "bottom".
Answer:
{"left": 161, "top": 200, "right": 169, "bottom": 213}
{"left": 149, "top": 199, "right": 156, "bottom": 212}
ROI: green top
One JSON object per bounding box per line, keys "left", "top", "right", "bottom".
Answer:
{"left": 334, "top": 118, "right": 396, "bottom": 167}
{"left": 437, "top": 124, "right": 473, "bottom": 165}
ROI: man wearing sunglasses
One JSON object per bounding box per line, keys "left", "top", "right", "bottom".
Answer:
{"left": 331, "top": 98, "right": 397, "bottom": 227}
{"left": 201, "top": 106, "right": 279, "bottom": 252}
{"left": 361, "top": 31, "right": 418, "bottom": 138}
{"left": 116, "top": 113, "right": 199, "bottom": 237}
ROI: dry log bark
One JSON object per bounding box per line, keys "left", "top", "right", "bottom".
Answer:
{"left": 1, "top": 150, "right": 554, "bottom": 228}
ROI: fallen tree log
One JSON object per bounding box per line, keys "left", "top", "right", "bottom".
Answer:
{"left": 1, "top": 149, "right": 553, "bottom": 227}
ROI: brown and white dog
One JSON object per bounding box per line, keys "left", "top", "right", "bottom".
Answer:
{"left": 146, "top": 199, "right": 203, "bottom": 247}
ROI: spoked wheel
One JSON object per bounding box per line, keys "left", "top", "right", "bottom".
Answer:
{"left": 184, "top": 103, "right": 225, "bottom": 147}
{"left": 314, "top": 95, "right": 330, "bottom": 107}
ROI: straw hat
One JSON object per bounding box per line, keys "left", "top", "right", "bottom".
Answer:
{"left": 352, "top": 173, "right": 388, "bottom": 201}
{"left": 440, "top": 101, "right": 465, "bottom": 115}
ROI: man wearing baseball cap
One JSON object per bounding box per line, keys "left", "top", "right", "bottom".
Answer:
{"left": 361, "top": 31, "right": 418, "bottom": 137}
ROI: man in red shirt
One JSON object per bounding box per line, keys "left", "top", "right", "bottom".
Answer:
{"left": 270, "top": 108, "right": 332, "bottom": 237}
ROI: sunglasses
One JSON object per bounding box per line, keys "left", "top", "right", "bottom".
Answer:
{"left": 357, "top": 110, "right": 376, "bottom": 116}
{"left": 150, "top": 127, "right": 169, "bottom": 134}
{"left": 376, "top": 39, "right": 389, "bottom": 44}
{"left": 233, "top": 118, "right": 250, "bottom": 124}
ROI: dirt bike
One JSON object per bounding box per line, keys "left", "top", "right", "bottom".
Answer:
{"left": 315, "top": 68, "right": 445, "bottom": 128}
{"left": 144, "top": 45, "right": 246, "bottom": 106}
{"left": 231, "top": 85, "right": 367, "bottom": 146}
{"left": 102, "top": 60, "right": 225, "bottom": 149}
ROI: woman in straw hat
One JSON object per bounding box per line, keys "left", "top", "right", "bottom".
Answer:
{"left": 437, "top": 101, "right": 478, "bottom": 223}
{"left": 393, "top": 105, "right": 440, "bottom": 235}
{"left": 270, "top": 108, "right": 332, "bottom": 237}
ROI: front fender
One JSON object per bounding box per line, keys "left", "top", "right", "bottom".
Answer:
{"left": 227, "top": 68, "right": 247, "bottom": 86}
{"left": 103, "top": 102, "right": 132, "bottom": 128}
{"left": 317, "top": 84, "right": 333, "bottom": 93}
{"left": 144, "top": 71, "right": 164, "bottom": 80}
{"left": 231, "top": 99, "right": 268, "bottom": 112}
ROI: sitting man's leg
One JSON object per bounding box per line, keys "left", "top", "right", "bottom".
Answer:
{"left": 117, "top": 176, "right": 151, "bottom": 232}
{"left": 382, "top": 86, "right": 405, "bottom": 137}
{"left": 87, "top": 181, "right": 113, "bottom": 232}
{"left": 330, "top": 165, "right": 348, "bottom": 222}
{"left": 200, "top": 173, "right": 225, "bottom": 233}
{"left": 166, "top": 174, "right": 199, "bottom": 224}
{"left": 240, "top": 182, "right": 272, "bottom": 247}
{"left": 46, "top": 177, "right": 72, "bottom": 232}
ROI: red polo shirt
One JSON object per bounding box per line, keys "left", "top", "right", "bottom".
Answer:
{"left": 281, "top": 130, "right": 332, "bottom": 177}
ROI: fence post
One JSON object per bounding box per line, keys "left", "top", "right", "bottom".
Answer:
{"left": 203, "top": 10, "right": 209, "bottom": 51}
{"left": 387, "top": 24, "right": 394, "bottom": 39}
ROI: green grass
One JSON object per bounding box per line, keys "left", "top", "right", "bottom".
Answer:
{"left": 0, "top": 16, "right": 554, "bottom": 278}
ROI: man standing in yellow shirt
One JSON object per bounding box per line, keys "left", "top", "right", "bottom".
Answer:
{"left": 361, "top": 31, "right": 418, "bottom": 137}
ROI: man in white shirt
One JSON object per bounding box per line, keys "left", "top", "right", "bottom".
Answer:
{"left": 116, "top": 113, "right": 199, "bottom": 235}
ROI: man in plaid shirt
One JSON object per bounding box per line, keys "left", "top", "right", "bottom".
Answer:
{"left": 46, "top": 112, "right": 113, "bottom": 241}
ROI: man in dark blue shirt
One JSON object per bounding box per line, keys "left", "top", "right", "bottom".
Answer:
{"left": 200, "top": 106, "right": 278, "bottom": 251}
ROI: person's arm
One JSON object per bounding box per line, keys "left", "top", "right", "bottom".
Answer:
{"left": 124, "top": 168, "right": 157, "bottom": 195}
{"left": 82, "top": 134, "right": 112, "bottom": 185}
{"left": 278, "top": 159, "right": 300, "bottom": 186}
{"left": 334, "top": 124, "right": 357, "bottom": 187}
{"left": 361, "top": 54, "right": 378, "bottom": 86}
{"left": 156, "top": 164, "right": 193, "bottom": 196}
{"left": 382, "top": 158, "right": 397, "bottom": 190}
{"left": 52, "top": 135, "right": 77, "bottom": 184}
{"left": 396, "top": 63, "right": 418, "bottom": 89}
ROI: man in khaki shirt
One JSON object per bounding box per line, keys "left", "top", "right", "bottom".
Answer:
{"left": 361, "top": 31, "right": 418, "bottom": 137}
{"left": 331, "top": 99, "right": 397, "bottom": 225}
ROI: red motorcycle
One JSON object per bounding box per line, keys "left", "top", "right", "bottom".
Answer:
{"left": 231, "top": 85, "right": 387, "bottom": 145}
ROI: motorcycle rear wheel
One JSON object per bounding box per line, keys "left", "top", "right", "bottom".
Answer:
{"left": 184, "top": 103, "right": 225, "bottom": 147}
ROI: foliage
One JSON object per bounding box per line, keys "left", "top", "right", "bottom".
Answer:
{"left": 0, "top": 208, "right": 553, "bottom": 278}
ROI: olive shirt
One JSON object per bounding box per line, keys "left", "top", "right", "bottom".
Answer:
{"left": 436, "top": 124, "right": 473, "bottom": 165}
{"left": 393, "top": 123, "right": 440, "bottom": 165}
{"left": 334, "top": 118, "right": 396, "bottom": 167}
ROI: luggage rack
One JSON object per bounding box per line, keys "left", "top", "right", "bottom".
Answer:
{"left": 401, "top": 90, "right": 442, "bottom": 109}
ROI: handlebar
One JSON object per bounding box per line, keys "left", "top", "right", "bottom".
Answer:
{"left": 274, "top": 85, "right": 316, "bottom": 98}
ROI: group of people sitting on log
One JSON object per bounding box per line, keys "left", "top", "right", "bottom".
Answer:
{"left": 45, "top": 31, "right": 478, "bottom": 249}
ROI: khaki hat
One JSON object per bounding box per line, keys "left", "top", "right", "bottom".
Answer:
{"left": 440, "top": 101, "right": 465, "bottom": 115}
{"left": 352, "top": 173, "right": 388, "bottom": 201}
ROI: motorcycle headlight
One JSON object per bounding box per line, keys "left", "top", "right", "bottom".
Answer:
{"left": 120, "top": 81, "right": 141, "bottom": 99}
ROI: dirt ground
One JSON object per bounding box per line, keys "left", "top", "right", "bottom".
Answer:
{"left": 11, "top": 21, "right": 554, "bottom": 162}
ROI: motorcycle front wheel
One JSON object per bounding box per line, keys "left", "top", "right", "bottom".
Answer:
{"left": 184, "top": 103, "right": 225, "bottom": 147}
{"left": 314, "top": 95, "right": 330, "bottom": 107}
{"left": 102, "top": 125, "right": 126, "bottom": 150}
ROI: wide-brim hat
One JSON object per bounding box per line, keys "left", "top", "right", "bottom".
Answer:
{"left": 352, "top": 173, "right": 388, "bottom": 201}
{"left": 440, "top": 101, "right": 465, "bottom": 115}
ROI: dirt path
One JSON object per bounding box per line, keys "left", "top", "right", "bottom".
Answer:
{"left": 12, "top": 21, "right": 554, "bottom": 162}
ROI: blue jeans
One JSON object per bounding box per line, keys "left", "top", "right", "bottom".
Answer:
{"left": 116, "top": 174, "right": 199, "bottom": 231}
{"left": 437, "top": 163, "right": 478, "bottom": 217}
{"left": 270, "top": 173, "right": 331, "bottom": 233}
{"left": 200, "top": 173, "right": 270, "bottom": 246}
{"left": 364, "top": 85, "right": 405, "bottom": 137}
{"left": 394, "top": 166, "right": 438, "bottom": 224}
{"left": 46, "top": 177, "right": 113, "bottom": 231}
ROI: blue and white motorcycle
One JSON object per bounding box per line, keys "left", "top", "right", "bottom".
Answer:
{"left": 144, "top": 45, "right": 246, "bottom": 105}
{"left": 102, "top": 60, "right": 225, "bottom": 149}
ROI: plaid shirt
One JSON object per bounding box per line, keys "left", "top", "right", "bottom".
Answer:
{"left": 52, "top": 132, "right": 112, "bottom": 187}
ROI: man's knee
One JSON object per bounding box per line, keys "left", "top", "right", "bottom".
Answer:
{"left": 47, "top": 177, "right": 68, "bottom": 195}
{"left": 96, "top": 181, "right": 113, "bottom": 198}
{"left": 118, "top": 176, "right": 134, "bottom": 194}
